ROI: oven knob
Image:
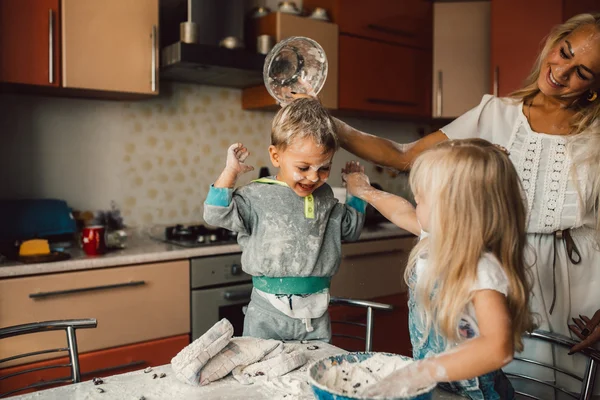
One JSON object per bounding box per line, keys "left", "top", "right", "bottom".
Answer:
{"left": 231, "top": 264, "right": 242, "bottom": 276}
{"left": 209, "top": 234, "right": 218, "bottom": 242}
{"left": 197, "top": 236, "right": 205, "bottom": 244}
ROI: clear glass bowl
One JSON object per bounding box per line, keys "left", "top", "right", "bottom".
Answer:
{"left": 263, "top": 36, "right": 328, "bottom": 106}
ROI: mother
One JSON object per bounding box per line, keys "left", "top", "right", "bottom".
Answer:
{"left": 336, "top": 12, "right": 600, "bottom": 394}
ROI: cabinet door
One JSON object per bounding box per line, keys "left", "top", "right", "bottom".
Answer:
{"left": 339, "top": 35, "right": 431, "bottom": 118}
{"left": 61, "top": 0, "right": 158, "bottom": 94}
{"left": 433, "top": 2, "right": 490, "bottom": 118}
{"left": 0, "top": 0, "right": 60, "bottom": 86}
{"left": 563, "top": 0, "right": 599, "bottom": 20}
{"left": 0, "top": 335, "right": 189, "bottom": 396}
{"left": 304, "top": 0, "right": 433, "bottom": 49}
{"left": 491, "top": 0, "right": 562, "bottom": 97}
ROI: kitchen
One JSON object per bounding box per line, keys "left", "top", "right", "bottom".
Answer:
{"left": 0, "top": 0, "right": 598, "bottom": 399}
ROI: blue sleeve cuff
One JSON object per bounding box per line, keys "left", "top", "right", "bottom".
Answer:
{"left": 346, "top": 195, "right": 367, "bottom": 213}
{"left": 205, "top": 185, "right": 233, "bottom": 207}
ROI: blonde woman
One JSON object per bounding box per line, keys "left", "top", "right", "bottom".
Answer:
{"left": 343, "top": 139, "right": 534, "bottom": 399}
{"left": 337, "top": 13, "right": 600, "bottom": 396}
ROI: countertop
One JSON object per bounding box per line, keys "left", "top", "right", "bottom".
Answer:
{"left": 0, "top": 223, "right": 414, "bottom": 279}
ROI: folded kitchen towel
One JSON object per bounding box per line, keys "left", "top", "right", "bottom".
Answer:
{"left": 171, "top": 318, "right": 233, "bottom": 386}
{"left": 232, "top": 349, "right": 308, "bottom": 385}
{"left": 199, "top": 336, "right": 282, "bottom": 385}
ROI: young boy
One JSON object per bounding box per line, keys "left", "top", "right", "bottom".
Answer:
{"left": 203, "top": 97, "right": 367, "bottom": 342}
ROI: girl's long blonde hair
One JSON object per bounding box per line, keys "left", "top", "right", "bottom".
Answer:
{"left": 511, "top": 13, "right": 600, "bottom": 233}
{"left": 406, "top": 139, "right": 535, "bottom": 352}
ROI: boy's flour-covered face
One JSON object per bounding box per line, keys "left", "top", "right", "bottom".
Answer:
{"left": 269, "top": 137, "right": 333, "bottom": 197}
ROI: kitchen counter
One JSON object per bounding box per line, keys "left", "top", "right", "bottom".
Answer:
{"left": 0, "top": 223, "right": 413, "bottom": 278}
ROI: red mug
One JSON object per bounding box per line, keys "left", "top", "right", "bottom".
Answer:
{"left": 82, "top": 226, "right": 106, "bottom": 256}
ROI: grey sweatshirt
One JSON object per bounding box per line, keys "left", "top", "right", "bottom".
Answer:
{"left": 203, "top": 179, "right": 365, "bottom": 278}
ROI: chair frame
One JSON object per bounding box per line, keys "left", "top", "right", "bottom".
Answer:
{"left": 0, "top": 319, "right": 97, "bottom": 398}
{"left": 506, "top": 330, "right": 600, "bottom": 400}
{"left": 330, "top": 297, "right": 394, "bottom": 352}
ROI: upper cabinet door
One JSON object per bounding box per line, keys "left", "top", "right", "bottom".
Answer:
{"left": 0, "top": 0, "right": 60, "bottom": 86}
{"left": 433, "top": 1, "right": 490, "bottom": 118}
{"left": 61, "top": 0, "right": 159, "bottom": 94}
{"left": 491, "top": 0, "right": 562, "bottom": 97}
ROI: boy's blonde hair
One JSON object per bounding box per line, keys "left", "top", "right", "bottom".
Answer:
{"left": 407, "top": 139, "right": 535, "bottom": 352}
{"left": 271, "top": 97, "right": 339, "bottom": 153}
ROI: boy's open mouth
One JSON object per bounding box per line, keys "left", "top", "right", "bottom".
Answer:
{"left": 298, "top": 183, "right": 315, "bottom": 191}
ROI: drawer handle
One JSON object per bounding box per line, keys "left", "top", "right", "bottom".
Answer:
{"left": 366, "top": 98, "right": 418, "bottom": 107}
{"left": 343, "top": 249, "right": 406, "bottom": 260}
{"left": 367, "top": 24, "right": 415, "bottom": 38}
{"left": 82, "top": 360, "right": 146, "bottom": 377}
{"left": 29, "top": 281, "right": 146, "bottom": 299}
{"left": 223, "top": 289, "right": 252, "bottom": 301}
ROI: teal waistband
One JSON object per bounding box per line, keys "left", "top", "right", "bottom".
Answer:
{"left": 252, "top": 276, "right": 331, "bottom": 295}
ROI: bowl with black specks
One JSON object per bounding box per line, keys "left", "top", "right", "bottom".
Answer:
{"left": 307, "top": 352, "right": 435, "bottom": 400}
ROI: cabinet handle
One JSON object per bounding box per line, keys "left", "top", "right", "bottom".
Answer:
{"left": 493, "top": 66, "right": 499, "bottom": 97}
{"left": 82, "top": 360, "right": 146, "bottom": 378}
{"left": 367, "top": 24, "right": 415, "bottom": 38}
{"left": 151, "top": 25, "right": 157, "bottom": 92}
{"left": 48, "top": 9, "right": 54, "bottom": 84}
{"left": 366, "top": 98, "right": 418, "bottom": 107}
{"left": 29, "top": 281, "right": 146, "bottom": 299}
{"left": 343, "top": 249, "right": 406, "bottom": 260}
{"left": 223, "top": 289, "right": 252, "bottom": 301}
{"left": 436, "top": 70, "right": 443, "bottom": 117}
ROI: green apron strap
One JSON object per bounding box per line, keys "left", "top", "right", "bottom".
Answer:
{"left": 252, "top": 276, "right": 331, "bottom": 295}
{"left": 252, "top": 178, "right": 315, "bottom": 219}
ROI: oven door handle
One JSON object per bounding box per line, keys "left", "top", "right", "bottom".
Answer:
{"left": 223, "top": 289, "right": 252, "bottom": 302}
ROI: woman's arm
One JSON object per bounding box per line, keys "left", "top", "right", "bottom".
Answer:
{"left": 362, "top": 290, "right": 514, "bottom": 396}
{"left": 335, "top": 119, "right": 448, "bottom": 171}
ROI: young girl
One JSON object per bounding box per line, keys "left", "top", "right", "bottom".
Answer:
{"left": 344, "top": 139, "right": 535, "bottom": 399}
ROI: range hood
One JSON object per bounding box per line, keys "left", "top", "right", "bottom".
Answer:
{"left": 160, "top": 0, "right": 265, "bottom": 89}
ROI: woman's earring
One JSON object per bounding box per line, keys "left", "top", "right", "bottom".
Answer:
{"left": 587, "top": 90, "right": 598, "bottom": 102}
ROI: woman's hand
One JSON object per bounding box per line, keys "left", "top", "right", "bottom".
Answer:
{"left": 360, "top": 359, "right": 440, "bottom": 398}
{"left": 569, "top": 309, "right": 600, "bottom": 354}
{"left": 341, "top": 161, "right": 370, "bottom": 198}
{"left": 214, "top": 143, "right": 254, "bottom": 188}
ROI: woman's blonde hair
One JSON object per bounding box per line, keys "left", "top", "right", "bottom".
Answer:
{"left": 510, "top": 13, "right": 600, "bottom": 135}
{"left": 511, "top": 13, "right": 600, "bottom": 236}
{"left": 406, "top": 139, "right": 535, "bottom": 352}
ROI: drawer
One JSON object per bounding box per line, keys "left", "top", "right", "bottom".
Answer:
{"left": 0, "top": 334, "right": 189, "bottom": 396}
{"left": 0, "top": 261, "right": 190, "bottom": 366}
{"left": 331, "top": 237, "right": 416, "bottom": 299}
{"left": 339, "top": 35, "right": 432, "bottom": 117}
{"left": 304, "top": 0, "right": 432, "bottom": 49}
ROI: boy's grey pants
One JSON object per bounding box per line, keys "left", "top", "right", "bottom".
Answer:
{"left": 243, "top": 288, "right": 332, "bottom": 342}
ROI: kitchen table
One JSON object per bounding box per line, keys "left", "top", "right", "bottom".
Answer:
{"left": 11, "top": 342, "right": 462, "bottom": 400}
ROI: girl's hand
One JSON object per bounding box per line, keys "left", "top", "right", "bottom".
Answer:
{"left": 225, "top": 143, "right": 254, "bottom": 177}
{"left": 361, "top": 360, "right": 440, "bottom": 397}
{"left": 342, "top": 161, "right": 370, "bottom": 198}
{"left": 569, "top": 309, "right": 600, "bottom": 354}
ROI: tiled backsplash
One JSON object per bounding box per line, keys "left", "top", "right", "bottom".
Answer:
{"left": 0, "top": 83, "right": 421, "bottom": 228}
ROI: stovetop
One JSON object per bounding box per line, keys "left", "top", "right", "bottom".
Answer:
{"left": 155, "top": 224, "right": 238, "bottom": 248}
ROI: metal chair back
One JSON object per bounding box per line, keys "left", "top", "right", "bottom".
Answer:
{"left": 0, "top": 319, "right": 97, "bottom": 398}
{"left": 506, "top": 330, "right": 600, "bottom": 400}
{"left": 329, "top": 297, "right": 393, "bottom": 352}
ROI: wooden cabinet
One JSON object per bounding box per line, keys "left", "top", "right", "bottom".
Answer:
{"left": 61, "top": 0, "right": 159, "bottom": 94}
{"left": 304, "top": 0, "right": 433, "bottom": 49}
{"left": 490, "top": 0, "right": 597, "bottom": 97}
{"left": 432, "top": 1, "right": 490, "bottom": 118}
{"left": 338, "top": 36, "right": 432, "bottom": 118}
{"left": 0, "top": 0, "right": 158, "bottom": 96}
{"left": 0, "top": 335, "right": 189, "bottom": 396}
{"left": 0, "top": 260, "right": 190, "bottom": 367}
{"left": 242, "top": 12, "right": 338, "bottom": 110}
{"left": 0, "top": 0, "right": 61, "bottom": 86}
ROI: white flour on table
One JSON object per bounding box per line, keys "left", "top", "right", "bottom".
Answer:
{"left": 318, "top": 354, "right": 412, "bottom": 397}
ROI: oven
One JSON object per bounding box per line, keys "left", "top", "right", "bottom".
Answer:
{"left": 190, "top": 253, "right": 252, "bottom": 340}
